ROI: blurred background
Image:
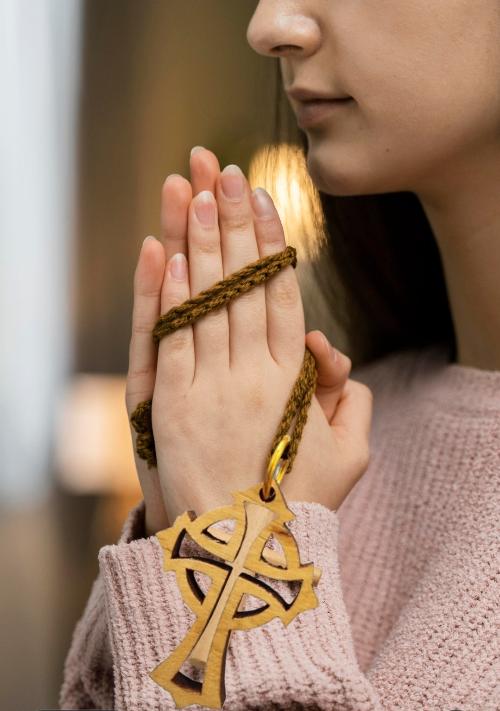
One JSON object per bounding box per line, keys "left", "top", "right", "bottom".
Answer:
{"left": 0, "top": 1, "right": 342, "bottom": 709}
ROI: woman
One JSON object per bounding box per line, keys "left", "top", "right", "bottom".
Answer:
{"left": 60, "top": 1, "right": 500, "bottom": 709}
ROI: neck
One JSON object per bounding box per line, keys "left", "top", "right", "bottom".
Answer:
{"left": 416, "top": 144, "right": 500, "bottom": 371}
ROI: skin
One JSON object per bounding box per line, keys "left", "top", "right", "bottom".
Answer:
{"left": 126, "top": 152, "right": 372, "bottom": 535}
{"left": 247, "top": 0, "right": 500, "bottom": 371}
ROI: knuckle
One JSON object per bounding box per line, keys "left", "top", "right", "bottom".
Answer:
{"left": 132, "top": 321, "right": 155, "bottom": 336}
{"left": 165, "top": 327, "right": 191, "bottom": 353}
{"left": 192, "top": 238, "right": 220, "bottom": 257}
{"left": 124, "top": 386, "right": 148, "bottom": 413}
{"left": 136, "top": 286, "right": 161, "bottom": 299}
{"left": 256, "top": 216, "right": 284, "bottom": 241}
{"left": 353, "top": 380, "right": 373, "bottom": 400}
{"left": 343, "top": 353, "right": 353, "bottom": 368}
{"left": 354, "top": 445, "right": 371, "bottom": 475}
{"left": 242, "top": 379, "right": 266, "bottom": 414}
{"left": 222, "top": 210, "right": 251, "bottom": 233}
{"left": 338, "top": 352, "right": 352, "bottom": 373}
{"left": 268, "top": 277, "right": 298, "bottom": 309}
{"left": 126, "top": 367, "right": 150, "bottom": 382}
{"left": 163, "top": 290, "right": 188, "bottom": 313}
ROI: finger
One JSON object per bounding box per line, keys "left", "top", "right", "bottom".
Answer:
{"left": 331, "top": 378, "right": 374, "bottom": 470}
{"left": 250, "top": 187, "right": 304, "bottom": 365}
{"left": 157, "top": 252, "right": 195, "bottom": 391}
{"left": 160, "top": 148, "right": 222, "bottom": 262}
{"left": 125, "top": 236, "right": 166, "bottom": 413}
{"left": 305, "top": 330, "right": 351, "bottom": 423}
{"left": 126, "top": 235, "right": 169, "bottom": 534}
{"left": 189, "top": 148, "right": 229, "bottom": 371}
{"left": 215, "top": 165, "right": 267, "bottom": 365}
{"left": 187, "top": 191, "right": 229, "bottom": 371}
{"left": 189, "top": 146, "right": 222, "bottom": 196}
{"left": 160, "top": 174, "right": 192, "bottom": 262}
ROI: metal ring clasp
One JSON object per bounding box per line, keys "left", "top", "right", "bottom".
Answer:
{"left": 261, "top": 434, "right": 291, "bottom": 501}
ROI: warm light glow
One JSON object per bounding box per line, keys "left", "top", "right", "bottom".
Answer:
{"left": 248, "top": 143, "right": 327, "bottom": 262}
{"left": 54, "top": 374, "right": 141, "bottom": 496}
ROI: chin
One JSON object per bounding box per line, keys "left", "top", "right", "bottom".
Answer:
{"left": 305, "top": 142, "right": 413, "bottom": 196}
{"left": 305, "top": 148, "right": 370, "bottom": 196}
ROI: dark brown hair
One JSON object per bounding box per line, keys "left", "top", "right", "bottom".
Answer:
{"left": 273, "top": 64, "right": 456, "bottom": 368}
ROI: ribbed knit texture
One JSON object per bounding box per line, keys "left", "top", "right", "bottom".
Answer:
{"left": 59, "top": 344, "right": 500, "bottom": 710}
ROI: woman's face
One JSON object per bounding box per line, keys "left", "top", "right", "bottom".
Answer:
{"left": 247, "top": 1, "right": 500, "bottom": 197}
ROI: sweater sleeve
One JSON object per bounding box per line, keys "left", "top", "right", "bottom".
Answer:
{"left": 60, "top": 491, "right": 499, "bottom": 711}
{"left": 58, "top": 498, "right": 148, "bottom": 710}
{"left": 93, "top": 498, "right": 383, "bottom": 711}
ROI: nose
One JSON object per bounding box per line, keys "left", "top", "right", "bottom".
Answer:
{"left": 246, "top": 1, "right": 320, "bottom": 59}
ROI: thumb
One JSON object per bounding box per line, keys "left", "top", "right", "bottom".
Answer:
{"left": 305, "top": 330, "right": 352, "bottom": 424}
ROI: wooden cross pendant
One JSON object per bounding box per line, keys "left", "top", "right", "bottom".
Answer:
{"left": 149, "top": 482, "right": 322, "bottom": 709}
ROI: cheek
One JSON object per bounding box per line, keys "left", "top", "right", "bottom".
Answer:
{"left": 306, "top": 13, "right": 500, "bottom": 195}
{"left": 302, "top": 89, "right": 443, "bottom": 196}
{"left": 308, "top": 0, "right": 500, "bottom": 195}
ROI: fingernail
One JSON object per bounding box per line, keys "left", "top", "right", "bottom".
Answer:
{"left": 165, "top": 173, "right": 183, "bottom": 183}
{"left": 251, "top": 187, "right": 275, "bottom": 218}
{"left": 221, "top": 164, "right": 244, "bottom": 200}
{"left": 191, "top": 145, "right": 204, "bottom": 156}
{"left": 143, "top": 235, "right": 157, "bottom": 245}
{"left": 194, "top": 190, "right": 216, "bottom": 227}
{"left": 169, "top": 252, "right": 187, "bottom": 280}
{"left": 330, "top": 344, "right": 338, "bottom": 362}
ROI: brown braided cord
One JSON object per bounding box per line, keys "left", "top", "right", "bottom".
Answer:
{"left": 130, "top": 244, "right": 318, "bottom": 485}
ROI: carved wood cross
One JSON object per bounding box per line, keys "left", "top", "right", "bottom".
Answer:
{"left": 149, "top": 482, "right": 322, "bottom": 708}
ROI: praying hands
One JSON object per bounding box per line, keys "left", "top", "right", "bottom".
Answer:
{"left": 125, "top": 147, "right": 373, "bottom": 537}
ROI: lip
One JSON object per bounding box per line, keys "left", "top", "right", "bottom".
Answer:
{"left": 286, "top": 86, "right": 351, "bottom": 102}
{"left": 295, "top": 98, "right": 354, "bottom": 129}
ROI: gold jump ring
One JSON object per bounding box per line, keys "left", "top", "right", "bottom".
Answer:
{"left": 262, "top": 434, "right": 291, "bottom": 501}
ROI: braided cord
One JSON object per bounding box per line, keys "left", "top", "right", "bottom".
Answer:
{"left": 130, "top": 244, "right": 317, "bottom": 483}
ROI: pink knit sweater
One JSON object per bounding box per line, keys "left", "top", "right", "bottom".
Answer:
{"left": 59, "top": 344, "right": 500, "bottom": 710}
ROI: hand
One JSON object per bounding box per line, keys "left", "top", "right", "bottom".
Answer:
{"left": 126, "top": 148, "right": 373, "bottom": 534}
